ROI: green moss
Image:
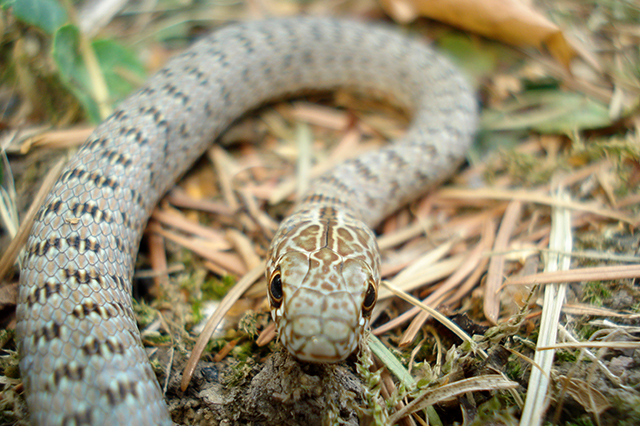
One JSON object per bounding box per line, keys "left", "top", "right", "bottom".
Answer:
{"left": 237, "top": 310, "right": 260, "bottom": 338}
{"left": 560, "top": 417, "right": 595, "bottom": 426}
{"left": 222, "top": 357, "right": 256, "bottom": 389}
{"left": 190, "top": 298, "right": 204, "bottom": 325}
{"left": 499, "top": 150, "right": 559, "bottom": 186}
{"left": 577, "top": 323, "right": 597, "bottom": 340}
{"left": 132, "top": 298, "right": 158, "bottom": 329}
{"left": 468, "top": 396, "right": 519, "bottom": 426}
{"left": 555, "top": 349, "right": 578, "bottom": 363}
{"left": 582, "top": 281, "right": 612, "bottom": 306}
{"left": 505, "top": 356, "right": 523, "bottom": 381}
{"left": 202, "top": 274, "right": 237, "bottom": 300}
{"left": 143, "top": 332, "right": 172, "bottom": 345}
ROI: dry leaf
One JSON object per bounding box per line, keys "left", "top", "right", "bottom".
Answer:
{"left": 0, "top": 282, "right": 18, "bottom": 307}
{"left": 380, "top": 0, "right": 575, "bottom": 68}
{"left": 558, "top": 375, "right": 611, "bottom": 415}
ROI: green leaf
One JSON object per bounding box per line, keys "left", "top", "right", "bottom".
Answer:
{"left": 53, "top": 25, "right": 101, "bottom": 121}
{"left": 2, "top": 0, "right": 67, "bottom": 34}
{"left": 482, "top": 90, "right": 612, "bottom": 134}
{"left": 368, "top": 335, "right": 414, "bottom": 387}
{"left": 438, "top": 32, "right": 503, "bottom": 82}
{"left": 53, "top": 25, "right": 146, "bottom": 123}
{"left": 93, "top": 39, "right": 146, "bottom": 101}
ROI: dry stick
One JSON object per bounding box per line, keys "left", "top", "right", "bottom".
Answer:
{"left": 449, "top": 218, "right": 496, "bottom": 302}
{"left": 484, "top": 200, "right": 523, "bottom": 325}
{"left": 557, "top": 325, "right": 633, "bottom": 389}
{"left": 295, "top": 121, "right": 312, "bottom": 201}
{"left": 255, "top": 322, "right": 277, "bottom": 347}
{"left": 267, "top": 126, "right": 367, "bottom": 205}
{"left": 379, "top": 280, "right": 486, "bottom": 359}
{"left": 437, "top": 187, "right": 635, "bottom": 225}
{"left": 209, "top": 145, "right": 240, "bottom": 211}
{"left": 146, "top": 219, "right": 168, "bottom": 297}
{"left": 165, "top": 188, "right": 235, "bottom": 216}
{"left": 181, "top": 263, "right": 264, "bottom": 391}
{"left": 388, "top": 375, "right": 518, "bottom": 425}
{"left": 398, "top": 218, "right": 497, "bottom": 345}
{"left": 149, "top": 223, "right": 247, "bottom": 276}
{"left": 238, "top": 189, "right": 279, "bottom": 236}
{"left": 20, "top": 127, "right": 94, "bottom": 153}
{"left": 520, "top": 189, "right": 572, "bottom": 426}
{"left": 562, "top": 302, "right": 640, "bottom": 318}
{"left": 618, "top": 192, "right": 640, "bottom": 208}
{"left": 151, "top": 209, "right": 230, "bottom": 249}
{"left": 291, "top": 101, "right": 353, "bottom": 130}
{"left": 226, "top": 229, "right": 262, "bottom": 269}
{"left": 397, "top": 234, "right": 488, "bottom": 345}
{"left": 377, "top": 219, "right": 433, "bottom": 251}
{"left": 537, "top": 341, "right": 640, "bottom": 350}
{"left": 0, "top": 160, "right": 65, "bottom": 283}
{"left": 373, "top": 211, "right": 498, "bottom": 334}
{"left": 502, "top": 264, "right": 640, "bottom": 287}
{"left": 377, "top": 255, "right": 465, "bottom": 303}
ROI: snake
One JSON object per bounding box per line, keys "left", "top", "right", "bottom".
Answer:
{"left": 16, "top": 17, "right": 476, "bottom": 425}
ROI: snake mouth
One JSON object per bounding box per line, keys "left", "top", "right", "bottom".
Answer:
{"left": 286, "top": 335, "right": 358, "bottom": 363}
{"left": 279, "top": 318, "right": 360, "bottom": 363}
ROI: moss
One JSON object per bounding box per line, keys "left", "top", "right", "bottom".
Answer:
{"left": 555, "top": 349, "right": 578, "bottom": 363}
{"left": 499, "top": 150, "right": 560, "bottom": 186}
{"left": 132, "top": 298, "right": 159, "bottom": 329}
{"left": 558, "top": 418, "right": 595, "bottom": 426}
{"left": 202, "top": 274, "right": 237, "bottom": 300}
{"left": 468, "top": 396, "right": 519, "bottom": 426}
{"left": 582, "top": 281, "right": 612, "bottom": 306}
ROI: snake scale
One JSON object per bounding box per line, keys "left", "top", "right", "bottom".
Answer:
{"left": 16, "top": 17, "right": 476, "bottom": 425}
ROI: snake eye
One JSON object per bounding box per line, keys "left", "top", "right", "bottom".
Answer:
{"left": 268, "top": 269, "right": 283, "bottom": 308}
{"left": 361, "top": 280, "right": 377, "bottom": 316}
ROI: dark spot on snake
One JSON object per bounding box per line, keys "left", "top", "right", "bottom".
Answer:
{"left": 110, "top": 274, "right": 128, "bottom": 291}
{"left": 282, "top": 54, "right": 293, "bottom": 68}
{"left": 204, "top": 101, "right": 213, "bottom": 117}
{"left": 221, "top": 89, "right": 231, "bottom": 106}
{"left": 387, "top": 150, "right": 408, "bottom": 168}
{"left": 28, "top": 280, "right": 61, "bottom": 306}
{"left": 82, "top": 337, "right": 100, "bottom": 356}
{"left": 53, "top": 362, "right": 84, "bottom": 386}
{"left": 106, "top": 379, "right": 139, "bottom": 407}
{"left": 105, "top": 337, "right": 125, "bottom": 355}
{"left": 241, "top": 68, "right": 249, "bottom": 82}
{"left": 61, "top": 409, "right": 92, "bottom": 426}
{"left": 35, "top": 322, "right": 61, "bottom": 342}
{"left": 86, "top": 137, "right": 107, "bottom": 150}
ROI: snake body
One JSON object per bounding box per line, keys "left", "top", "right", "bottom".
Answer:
{"left": 17, "top": 18, "right": 476, "bottom": 425}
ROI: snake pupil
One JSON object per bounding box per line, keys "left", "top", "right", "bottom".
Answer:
{"left": 362, "top": 281, "right": 377, "bottom": 315}
{"left": 269, "top": 271, "right": 283, "bottom": 308}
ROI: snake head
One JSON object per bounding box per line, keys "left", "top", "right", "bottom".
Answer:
{"left": 266, "top": 217, "right": 380, "bottom": 363}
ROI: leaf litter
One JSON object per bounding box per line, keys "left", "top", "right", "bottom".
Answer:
{"left": 1, "top": 0, "right": 640, "bottom": 425}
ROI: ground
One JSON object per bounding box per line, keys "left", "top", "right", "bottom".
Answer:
{"left": 0, "top": 0, "right": 639, "bottom": 425}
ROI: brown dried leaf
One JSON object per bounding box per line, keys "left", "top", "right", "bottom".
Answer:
{"left": 380, "top": 0, "right": 575, "bottom": 68}
{"left": 558, "top": 375, "right": 611, "bottom": 416}
{"left": 0, "top": 282, "right": 18, "bottom": 307}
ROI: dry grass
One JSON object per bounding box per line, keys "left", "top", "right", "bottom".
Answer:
{"left": 1, "top": 0, "right": 639, "bottom": 425}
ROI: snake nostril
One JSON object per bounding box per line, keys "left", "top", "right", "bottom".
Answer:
{"left": 268, "top": 269, "right": 283, "bottom": 308}
{"left": 361, "top": 280, "right": 377, "bottom": 316}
